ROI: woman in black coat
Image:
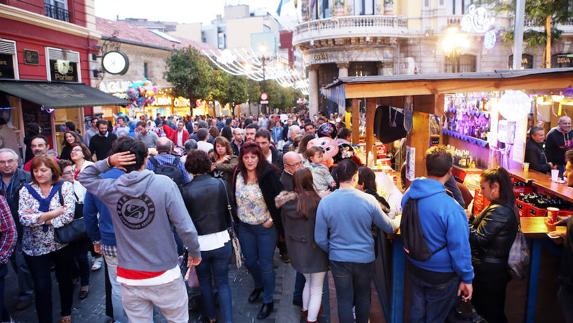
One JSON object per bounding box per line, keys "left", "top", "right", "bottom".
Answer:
{"left": 232, "top": 142, "right": 283, "bottom": 320}
{"left": 275, "top": 168, "right": 328, "bottom": 323}
{"left": 469, "top": 167, "right": 518, "bottom": 323}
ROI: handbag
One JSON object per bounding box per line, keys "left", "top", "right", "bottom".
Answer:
{"left": 508, "top": 206, "right": 530, "bottom": 279}
{"left": 218, "top": 179, "right": 243, "bottom": 269}
{"left": 54, "top": 186, "right": 87, "bottom": 244}
{"left": 185, "top": 266, "right": 200, "bottom": 289}
{"left": 446, "top": 298, "right": 487, "bottom": 323}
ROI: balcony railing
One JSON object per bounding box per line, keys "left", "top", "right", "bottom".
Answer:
{"left": 523, "top": 17, "right": 573, "bottom": 33}
{"left": 293, "top": 15, "right": 409, "bottom": 45}
{"left": 44, "top": 3, "right": 69, "bottom": 22}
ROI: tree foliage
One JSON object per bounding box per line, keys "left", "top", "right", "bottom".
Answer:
{"left": 164, "top": 47, "right": 212, "bottom": 108}
{"left": 166, "top": 47, "right": 304, "bottom": 114}
{"left": 494, "top": 0, "right": 569, "bottom": 48}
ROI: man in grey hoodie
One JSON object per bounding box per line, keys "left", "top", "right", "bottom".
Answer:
{"left": 78, "top": 137, "right": 201, "bottom": 323}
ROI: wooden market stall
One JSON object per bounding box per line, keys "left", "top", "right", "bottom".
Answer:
{"left": 324, "top": 68, "right": 573, "bottom": 323}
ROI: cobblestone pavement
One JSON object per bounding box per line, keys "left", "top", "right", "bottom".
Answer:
{"left": 3, "top": 254, "right": 302, "bottom": 323}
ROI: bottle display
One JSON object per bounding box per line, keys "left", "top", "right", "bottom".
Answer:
{"left": 444, "top": 94, "right": 491, "bottom": 142}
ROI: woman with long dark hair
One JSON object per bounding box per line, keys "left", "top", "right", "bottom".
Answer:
{"left": 211, "top": 136, "right": 238, "bottom": 184}
{"left": 181, "top": 150, "right": 233, "bottom": 323}
{"left": 469, "top": 167, "right": 518, "bottom": 323}
{"left": 233, "top": 142, "right": 283, "bottom": 320}
{"left": 60, "top": 131, "right": 82, "bottom": 161}
{"left": 275, "top": 168, "right": 328, "bottom": 323}
{"left": 357, "top": 167, "right": 391, "bottom": 213}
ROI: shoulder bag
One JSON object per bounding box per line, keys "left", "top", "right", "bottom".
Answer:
{"left": 218, "top": 179, "right": 243, "bottom": 268}
{"left": 54, "top": 184, "right": 87, "bottom": 244}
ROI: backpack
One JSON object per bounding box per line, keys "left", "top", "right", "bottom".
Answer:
{"left": 400, "top": 198, "right": 446, "bottom": 261}
{"left": 149, "top": 156, "right": 185, "bottom": 186}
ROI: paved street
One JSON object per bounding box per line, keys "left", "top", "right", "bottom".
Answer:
{"left": 3, "top": 254, "right": 304, "bottom": 323}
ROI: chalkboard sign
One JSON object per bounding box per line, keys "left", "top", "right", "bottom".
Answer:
{"left": 0, "top": 54, "right": 15, "bottom": 79}
{"left": 49, "top": 59, "right": 79, "bottom": 82}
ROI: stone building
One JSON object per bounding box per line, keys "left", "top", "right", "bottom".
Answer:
{"left": 293, "top": 0, "right": 573, "bottom": 115}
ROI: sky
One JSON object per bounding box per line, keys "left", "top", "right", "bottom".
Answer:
{"left": 94, "top": 0, "right": 299, "bottom": 29}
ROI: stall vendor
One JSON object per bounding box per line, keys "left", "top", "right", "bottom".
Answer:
{"left": 545, "top": 116, "right": 573, "bottom": 175}
{"left": 525, "top": 126, "right": 553, "bottom": 174}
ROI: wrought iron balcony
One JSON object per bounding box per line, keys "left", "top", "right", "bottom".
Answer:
{"left": 44, "top": 2, "right": 69, "bottom": 22}
{"left": 293, "top": 15, "right": 409, "bottom": 46}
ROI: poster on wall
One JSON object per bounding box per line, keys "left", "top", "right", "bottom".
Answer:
{"left": 406, "top": 146, "right": 416, "bottom": 181}
{"left": 512, "top": 117, "right": 528, "bottom": 164}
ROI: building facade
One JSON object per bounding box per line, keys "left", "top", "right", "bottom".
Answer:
{"left": 0, "top": 0, "right": 100, "bottom": 153}
{"left": 293, "top": 0, "right": 573, "bottom": 116}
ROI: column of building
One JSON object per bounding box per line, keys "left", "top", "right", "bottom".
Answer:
{"left": 308, "top": 65, "right": 319, "bottom": 117}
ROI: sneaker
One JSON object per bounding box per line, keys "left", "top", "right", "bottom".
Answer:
{"left": 91, "top": 257, "right": 103, "bottom": 271}
{"left": 79, "top": 286, "right": 89, "bottom": 300}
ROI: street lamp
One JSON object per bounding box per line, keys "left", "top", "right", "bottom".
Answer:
{"left": 440, "top": 26, "right": 470, "bottom": 73}
{"left": 258, "top": 44, "right": 268, "bottom": 114}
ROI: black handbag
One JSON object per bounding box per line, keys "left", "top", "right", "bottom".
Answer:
{"left": 447, "top": 298, "right": 487, "bottom": 323}
{"left": 54, "top": 186, "right": 87, "bottom": 244}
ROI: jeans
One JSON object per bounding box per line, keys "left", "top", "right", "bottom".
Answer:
{"left": 9, "top": 240, "right": 33, "bottom": 300}
{"left": 0, "top": 263, "right": 9, "bottom": 321}
{"left": 558, "top": 285, "right": 573, "bottom": 323}
{"left": 121, "top": 276, "right": 189, "bottom": 323}
{"left": 472, "top": 262, "right": 509, "bottom": 323}
{"left": 70, "top": 238, "right": 90, "bottom": 287}
{"left": 330, "top": 261, "right": 373, "bottom": 323}
{"left": 25, "top": 246, "right": 75, "bottom": 323}
{"left": 238, "top": 222, "right": 277, "bottom": 304}
{"left": 195, "top": 242, "right": 233, "bottom": 323}
{"left": 104, "top": 254, "right": 128, "bottom": 323}
{"left": 409, "top": 269, "right": 459, "bottom": 323}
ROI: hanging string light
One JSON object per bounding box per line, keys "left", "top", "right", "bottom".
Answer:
{"left": 202, "top": 48, "right": 309, "bottom": 94}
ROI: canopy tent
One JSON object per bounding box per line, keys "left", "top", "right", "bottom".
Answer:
{"left": 0, "top": 80, "right": 128, "bottom": 108}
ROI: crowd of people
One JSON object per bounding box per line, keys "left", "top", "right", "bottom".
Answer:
{"left": 0, "top": 111, "right": 570, "bottom": 323}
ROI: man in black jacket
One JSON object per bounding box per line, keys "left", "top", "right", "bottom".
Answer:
{"left": 89, "top": 120, "right": 117, "bottom": 161}
{"left": 545, "top": 116, "right": 573, "bottom": 175}
{"left": 255, "top": 129, "right": 284, "bottom": 173}
{"left": 525, "top": 126, "right": 552, "bottom": 174}
{"left": 0, "top": 148, "right": 33, "bottom": 309}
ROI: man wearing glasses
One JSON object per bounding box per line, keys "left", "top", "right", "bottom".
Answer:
{"left": 0, "top": 148, "right": 33, "bottom": 310}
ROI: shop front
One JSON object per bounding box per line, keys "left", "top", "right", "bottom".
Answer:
{"left": 0, "top": 80, "right": 127, "bottom": 156}
{"left": 324, "top": 68, "right": 573, "bottom": 323}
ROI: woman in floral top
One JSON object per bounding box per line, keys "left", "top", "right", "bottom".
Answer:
{"left": 19, "top": 155, "right": 76, "bottom": 323}
{"left": 232, "top": 142, "right": 283, "bottom": 320}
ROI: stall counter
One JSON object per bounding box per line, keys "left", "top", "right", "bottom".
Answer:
{"left": 508, "top": 168, "right": 573, "bottom": 203}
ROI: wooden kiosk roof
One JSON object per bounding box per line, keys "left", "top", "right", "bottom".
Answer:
{"left": 324, "top": 68, "right": 573, "bottom": 99}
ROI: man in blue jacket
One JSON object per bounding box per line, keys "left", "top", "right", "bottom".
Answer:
{"left": 401, "top": 146, "right": 474, "bottom": 322}
{"left": 84, "top": 167, "right": 128, "bottom": 323}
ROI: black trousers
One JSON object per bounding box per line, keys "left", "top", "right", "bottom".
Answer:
{"left": 25, "top": 246, "right": 75, "bottom": 323}
{"left": 472, "top": 262, "right": 510, "bottom": 323}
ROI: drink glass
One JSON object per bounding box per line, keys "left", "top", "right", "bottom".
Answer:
{"left": 523, "top": 162, "right": 529, "bottom": 177}
{"left": 551, "top": 169, "right": 559, "bottom": 182}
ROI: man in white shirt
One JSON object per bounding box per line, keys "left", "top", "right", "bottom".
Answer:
{"left": 196, "top": 128, "right": 213, "bottom": 153}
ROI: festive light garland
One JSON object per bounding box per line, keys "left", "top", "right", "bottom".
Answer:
{"left": 202, "top": 48, "right": 310, "bottom": 95}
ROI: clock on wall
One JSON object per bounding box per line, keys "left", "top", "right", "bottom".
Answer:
{"left": 102, "top": 51, "right": 129, "bottom": 75}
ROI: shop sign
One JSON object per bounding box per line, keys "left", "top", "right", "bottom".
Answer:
{"left": 98, "top": 80, "right": 132, "bottom": 93}
{"left": 49, "top": 59, "right": 78, "bottom": 82}
{"left": 174, "top": 97, "right": 190, "bottom": 107}
{"left": 152, "top": 96, "right": 173, "bottom": 106}
{"left": 0, "top": 54, "right": 15, "bottom": 79}
{"left": 508, "top": 54, "right": 533, "bottom": 69}
{"left": 23, "top": 50, "right": 39, "bottom": 65}
{"left": 552, "top": 54, "right": 573, "bottom": 67}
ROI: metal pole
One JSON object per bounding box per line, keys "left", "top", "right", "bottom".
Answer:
{"left": 512, "top": 0, "right": 526, "bottom": 69}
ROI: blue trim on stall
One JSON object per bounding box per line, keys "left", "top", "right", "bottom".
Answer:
{"left": 391, "top": 239, "right": 405, "bottom": 323}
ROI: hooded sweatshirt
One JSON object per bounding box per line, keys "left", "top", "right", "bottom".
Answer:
{"left": 78, "top": 160, "right": 200, "bottom": 273}
{"left": 401, "top": 178, "right": 474, "bottom": 284}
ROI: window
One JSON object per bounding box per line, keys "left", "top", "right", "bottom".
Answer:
{"left": 445, "top": 54, "right": 477, "bottom": 73}
{"left": 44, "top": 0, "right": 69, "bottom": 22}
{"left": 144, "top": 62, "right": 149, "bottom": 79}
{"left": 354, "top": 0, "right": 375, "bottom": 15}
{"left": 425, "top": 0, "right": 431, "bottom": 9}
